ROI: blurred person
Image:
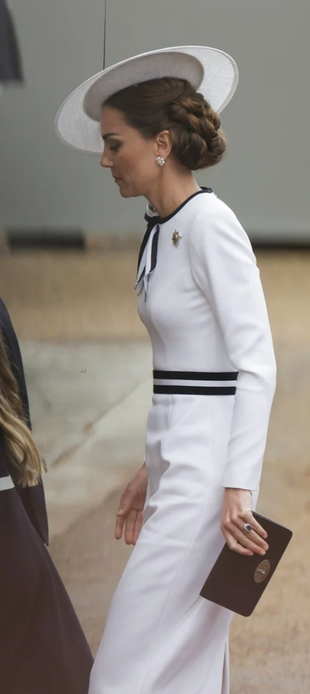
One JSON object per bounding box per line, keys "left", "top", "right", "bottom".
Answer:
{"left": 56, "top": 46, "right": 277, "bottom": 694}
{"left": 0, "top": 296, "right": 93, "bottom": 694}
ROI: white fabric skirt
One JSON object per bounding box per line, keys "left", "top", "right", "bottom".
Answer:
{"left": 89, "top": 393, "right": 236, "bottom": 694}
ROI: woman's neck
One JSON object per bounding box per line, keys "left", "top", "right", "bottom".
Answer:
{"left": 146, "top": 169, "right": 201, "bottom": 219}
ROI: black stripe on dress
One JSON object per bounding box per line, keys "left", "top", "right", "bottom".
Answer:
{"left": 153, "top": 370, "right": 238, "bottom": 381}
{"left": 153, "top": 385, "right": 237, "bottom": 396}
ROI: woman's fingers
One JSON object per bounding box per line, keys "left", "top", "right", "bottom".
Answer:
{"left": 114, "top": 472, "right": 146, "bottom": 544}
{"left": 131, "top": 512, "right": 143, "bottom": 545}
{"left": 235, "top": 513, "right": 269, "bottom": 549}
{"left": 230, "top": 526, "right": 267, "bottom": 555}
{"left": 124, "top": 509, "right": 137, "bottom": 545}
{"left": 240, "top": 515, "right": 268, "bottom": 540}
{"left": 221, "top": 514, "right": 269, "bottom": 555}
{"left": 114, "top": 512, "right": 125, "bottom": 540}
{"left": 123, "top": 510, "right": 144, "bottom": 545}
{"left": 118, "top": 485, "right": 137, "bottom": 515}
{"left": 114, "top": 519, "right": 124, "bottom": 540}
{"left": 114, "top": 488, "right": 131, "bottom": 540}
{"left": 221, "top": 490, "right": 270, "bottom": 556}
{"left": 115, "top": 509, "right": 139, "bottom": 544}
{"left": 115, "top": 485, "right": 137, "bottom": 540}
{"left": 222, "top": 529, "right": 254, "bottom": 556}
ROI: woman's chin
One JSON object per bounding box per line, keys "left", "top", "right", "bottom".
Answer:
{"left": 119, "top": 188, "right": 131, "bottom": 198}
{"left": 118, "top": 186, "right": 139, "bottom": 199}
{"left": 115, "top": 181, "right": 129, "bottom": 197}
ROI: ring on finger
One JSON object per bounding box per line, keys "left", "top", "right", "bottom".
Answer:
{"left": 243, "top": 522, "right": 252, "bottom": 533}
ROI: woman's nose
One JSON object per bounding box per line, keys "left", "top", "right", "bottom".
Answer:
{"left": 100, "top": 150, "right": 113, "bottom": 168}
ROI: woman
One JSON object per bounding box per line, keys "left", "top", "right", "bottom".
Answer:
{"left": 56, "top": 47, "right": 276, "bottom": 693}
{"left": 0, "top": 296, "right": 93, "bottom": 693}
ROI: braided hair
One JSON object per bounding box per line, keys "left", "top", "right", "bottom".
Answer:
{"left": 104, "top": 77, "right": 227, "bottom": 171}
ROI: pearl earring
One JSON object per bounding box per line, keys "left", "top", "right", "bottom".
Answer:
{"left": 156, "top": 156, "right": 165, "bottom": 167}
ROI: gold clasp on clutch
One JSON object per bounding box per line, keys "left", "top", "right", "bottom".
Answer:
{"left": 254, "top": 559, "right": 271, "bottom": 584}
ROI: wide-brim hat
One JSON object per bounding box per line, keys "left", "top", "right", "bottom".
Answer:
{"left": 55, "top": 45, "right": 238, "bottom": 155}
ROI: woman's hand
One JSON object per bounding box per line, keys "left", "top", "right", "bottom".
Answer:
{"left": 115, "top": 463, "right": 148, "bottom": 545}
{"left": 221, "top": 488, "right": 269, "bottom": 556}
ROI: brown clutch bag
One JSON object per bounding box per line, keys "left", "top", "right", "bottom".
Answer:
{"left": 200, "top": 513, "right": 293, "bottom": 617}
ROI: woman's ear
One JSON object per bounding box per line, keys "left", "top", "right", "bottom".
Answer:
{"left": 156, "top": 130, "right": 172, "bottom": 160}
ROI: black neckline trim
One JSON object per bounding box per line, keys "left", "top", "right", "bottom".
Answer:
{"left": 156, "top": 187, "right": 212, "bottom": 225}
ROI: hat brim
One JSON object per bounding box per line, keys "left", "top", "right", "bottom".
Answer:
{"left": 55, "top": 46, "right": 239, "bottom": 155}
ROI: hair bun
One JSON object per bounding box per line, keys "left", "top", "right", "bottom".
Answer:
{"left": 167, "top": 90, "right": 226, "bottom": 170}
{"left": 104, "top": 77, "right": 226, "bottom": 171}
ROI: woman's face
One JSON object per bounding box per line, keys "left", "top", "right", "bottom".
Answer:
{"left": 100, "top": 106, "right": 168, "bottom": 198}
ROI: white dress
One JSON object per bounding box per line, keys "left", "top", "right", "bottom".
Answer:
{"left": 89, "top": 189, "right": 276, "bottom": 694}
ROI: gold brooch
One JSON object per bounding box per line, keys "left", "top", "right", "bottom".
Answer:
{"left": 254, "top": 559, "right": 271, "bottom": 584}
{"left": 172, "top": 230, "right": 182, "bottom": 247}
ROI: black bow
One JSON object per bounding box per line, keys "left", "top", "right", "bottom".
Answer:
{"left": 136, "top": 210, "right": 160, "bottom": 286}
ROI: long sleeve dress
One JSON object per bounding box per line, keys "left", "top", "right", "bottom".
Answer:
{"left": 89, "top": 188, "right": 277, "bottom": 694}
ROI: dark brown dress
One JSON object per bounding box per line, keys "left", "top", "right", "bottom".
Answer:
{"left": 0, "top": 297, "right": 93, "bottom": 694}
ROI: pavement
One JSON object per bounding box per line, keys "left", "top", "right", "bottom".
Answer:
{"left": 1, "top": 248, "right": 310, "bottom": 693}
{"left": 23, "top": 341, "right": 152, "bottom": 536}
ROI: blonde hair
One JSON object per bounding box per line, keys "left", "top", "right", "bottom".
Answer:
{"left": 0, "top": 331, "right": 46, "bottom": 487}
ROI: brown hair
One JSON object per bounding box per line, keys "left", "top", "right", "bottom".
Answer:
{"left": 104, "top": 77, "right": 227, "bottom": 171}
{"left": 0, "top": 333, "right": 46, "bottom": 487}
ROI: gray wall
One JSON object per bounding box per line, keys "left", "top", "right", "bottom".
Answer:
{"left": 0, "top": 0, "right": 309, "bottom": 240}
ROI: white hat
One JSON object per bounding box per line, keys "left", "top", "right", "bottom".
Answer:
{"left": 55, "top": 45, "right": 238, "bottom": 155}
